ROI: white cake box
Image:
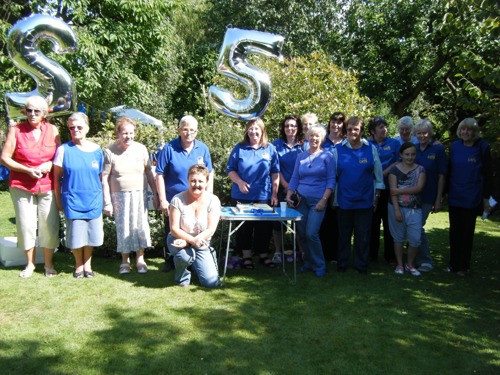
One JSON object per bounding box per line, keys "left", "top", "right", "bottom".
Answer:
{"left": 0, "top": 237, "right": 46, "bottom": 267}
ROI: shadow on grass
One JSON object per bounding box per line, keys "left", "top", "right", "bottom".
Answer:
{"left": 0, "top": 218, "right": 498, "bottom": 374}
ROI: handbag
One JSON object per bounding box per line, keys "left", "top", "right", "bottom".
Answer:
{"left": 289, "top": 191, "right": 301, "bottom": 208}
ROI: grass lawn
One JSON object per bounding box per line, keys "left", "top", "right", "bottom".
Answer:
{"left": 0, "top": 190, "right": 499, "bottom": 374}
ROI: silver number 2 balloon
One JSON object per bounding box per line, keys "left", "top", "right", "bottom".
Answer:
{"left": 5, "top": 14, "right": 77, "bottom": 120}
{"left": 208, "top": 28, "right": 284, "bottom": 121}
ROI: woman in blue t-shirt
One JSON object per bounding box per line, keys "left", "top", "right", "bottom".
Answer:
{"left": 53, "top": 112, "right": 104, "bottom": 279}
{"left": 333, "top": 117, "right": 385, "bottom": 274}
{"left": 448, "top": 118, "right": 493, "bottom": 276}
{"left": 271, "top": 115, "right": 305, "bottom": 264}
{"left": 226, "top": 118, "right": 280, "bottom": 269}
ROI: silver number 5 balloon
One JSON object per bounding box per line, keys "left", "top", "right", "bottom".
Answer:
{"left": 5, "top": 14, "right": 77, "bottom": 120}
{"left": 208, "top": 28, "right": 284, "bottom": 121}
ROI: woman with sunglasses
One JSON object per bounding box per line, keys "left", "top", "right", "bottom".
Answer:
{"left": 1, "top": 96, "right": 61, "bottom": 278}
{"left": 53, "top": 112, "right": 104, "bottom": 278}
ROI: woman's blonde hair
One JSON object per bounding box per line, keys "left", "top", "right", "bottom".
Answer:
{"left": 457, "top": 118, "right": 480, "bottom": 142}
{"left": 241, "top": 118, "right": 268, "bottom": 146}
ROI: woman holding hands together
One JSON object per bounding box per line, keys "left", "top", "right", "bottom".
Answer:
{"left": 287, "top": 125, "right": 335, "bottom": 277}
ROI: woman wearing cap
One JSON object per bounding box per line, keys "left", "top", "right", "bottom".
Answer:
{"left": 1, "top": 95, "right": 60, "bottom": 278}
{"left": 102, "top": 116, "right": 159, "bottom": 274}
{"left": 53, "top": 112, "right": 104, "bottom": 278}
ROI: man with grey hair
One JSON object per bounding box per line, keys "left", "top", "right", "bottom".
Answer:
{"left": 156, "top": 115, "right": 214, "bottom": 271}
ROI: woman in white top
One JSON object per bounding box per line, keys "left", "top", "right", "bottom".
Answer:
{"left": 166, "top": 165, "right": 221, "bottom": 288}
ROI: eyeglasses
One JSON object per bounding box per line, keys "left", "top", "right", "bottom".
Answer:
{"left": 69, "top": 126, "right": 84, "bottom": 131}
{"left": 26, "top": 108, "right": 42, "bottom": 115}
{"left": 181, "top": 129, "right": 197, "bottom": 134}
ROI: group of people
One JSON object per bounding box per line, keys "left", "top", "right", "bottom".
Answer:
{"left": 0, "top": 95, "right": 493, "bottom": 287}
{"left": 222, "top": 113, "right": 493, "bottom": 279}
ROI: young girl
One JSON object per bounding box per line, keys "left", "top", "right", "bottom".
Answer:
{"left": 388, "top": 142, "right": 426, "bottom": 276}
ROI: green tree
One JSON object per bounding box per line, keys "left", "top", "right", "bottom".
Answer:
{"left": 339, "top": 0, "right": 499, "bottom": 133}
{"left": 206, "top": 0, "right": 344, "bottom": 56}
{"left": 1, "top": 0, "right": 186, "bottom": 125}
{"left": 262, "top": 51, "right": 373, "bottom": 133}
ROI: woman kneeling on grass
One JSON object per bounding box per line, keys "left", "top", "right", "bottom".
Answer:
{"left": 388, "top": 142, "right": 426, "bottom": 276}
{"left": 166, "top": 165, "right": 221, "bottom": 288}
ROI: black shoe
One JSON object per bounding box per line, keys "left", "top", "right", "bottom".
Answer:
{"left": 161, "top": 257, "right": 175, "bottom": 273}
{"left": 355, "top": 268, "right": 368, "bottom": 274}
{"left": 73, "top": 271, "right": 84, "bottom": 279}
{"left": 84, "top": 271, "right": 95, "bottom": 278}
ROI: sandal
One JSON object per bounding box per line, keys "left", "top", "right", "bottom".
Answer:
{"left": 136, "top": 261, "right": 148, "bottom": 274}
{"left": 19, "top": 265, "right": 35, "bottom": 278}
{"left": 44, "top": 267, "right": 58, "bottom": 278}
{"left": 119, "top": 263, "right": 131, "bottom": 274}
{"left": 259, "top": 256, "right": 276, "bottom": 268}
{"left": 242, "top": 257, "right": 255, "bottom": 270}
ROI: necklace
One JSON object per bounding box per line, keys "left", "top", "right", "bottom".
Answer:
{"left": 308, "top": 150, "right": 320, "bottom": 168}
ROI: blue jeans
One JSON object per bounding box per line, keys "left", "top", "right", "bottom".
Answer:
{"left": 337, "top": 208, "right": 373, "bottom": 271}
{"left": 296, "top": 196, "right": 326, "bottom": 271}
{"left": 166, "top": 234, "right": 219, "bottom": 288}
{"left": 415, "top": 203, "right": 433, "bottom": 268}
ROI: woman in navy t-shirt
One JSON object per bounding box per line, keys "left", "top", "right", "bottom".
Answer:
{"left": 448, "top": 118, "right": 493, "bottom": 276}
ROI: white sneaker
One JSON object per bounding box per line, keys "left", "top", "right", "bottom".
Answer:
{"left": 271, "top": 253, "right": 282, "bottom": 264}
{"left": 405, "top": 264, "right": 421, "bottom": 276}
{"left": 394, "top": 265, "right": 404, "bottom": 275}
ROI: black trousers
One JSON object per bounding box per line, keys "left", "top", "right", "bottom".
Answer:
{"left": 449, "top": 205, "right": 478, "bottom": 272}
{"left": 319, "top": 205, "right": 339, "bottom": 262}
{"left": 369, "top": 189, "right": 395, "bottom": 262}
{"left": 231, "top": 198, "right": 273, "bottom": 256}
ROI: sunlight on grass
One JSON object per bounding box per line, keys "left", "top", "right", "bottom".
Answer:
{"left": 1, "top": 190, "right": 499, "bottom": 374}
